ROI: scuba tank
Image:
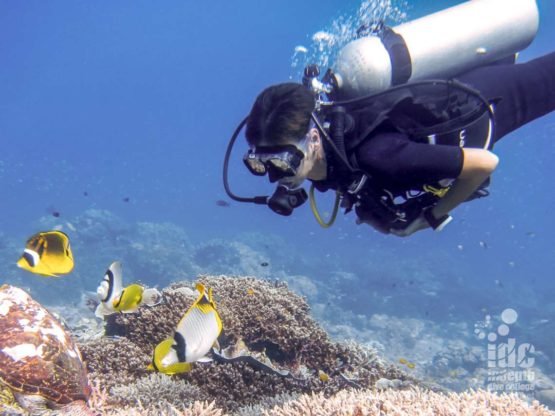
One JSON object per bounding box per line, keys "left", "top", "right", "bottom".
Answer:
{"left": 332, "top": 0, "right": 539, "bottom": 99}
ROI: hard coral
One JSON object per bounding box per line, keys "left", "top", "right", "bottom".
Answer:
{"left": 110, "top": 373, "right": 208, "bottom": 410}
{"left": 86, "top": 275, "right": 408, "bottom": 412}
{"left": 96, "top": 400, "right": 224, "bottom": 416}
{"left": 78, "top": 275, "right": 552, "bottom": 416}
{"left": 79, "top": 337, "right": 150, "bottom": 392}
{"left": 262, "top": 387, "right": 554, "bottom": 416}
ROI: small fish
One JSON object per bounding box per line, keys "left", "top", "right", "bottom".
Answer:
{"left": 246, "top": 288, "right": 255, "bottom": 296}
{"left": 46, "top": 205, "right": 61, "bottom": 217}
{"left": 215, "top": 200, "right": 230, "bottom": 207}
{"left": 83, "top": 191, "right": 89, "bottom": 197}
{"left": 318, "top": 370, "right": 329, "bottom": 382}
{"left": 398, "top": 358, "right": 415, "bottom": 369}
{"left": 148, "top": 283, "right": 222, "bottom": 375}
{"left": 260, "top": 262, "right": 269, "bottom": 267}
{"left": 479, "top": 241, "right": 488, "bottom": 249}
{"left": 123, "top": 197, "right": 130, "bottom": 203}
{"left": 457, "top": 244, "right": 464, "bottom": 251}
{"left": 526, "top": 231, "right": 536, "bottom": 238}
{"left": 95, "top": 261, "right": 161, "bottom": 318}
{"left": 17, "top": 231, "right": 74, "bottom": 277}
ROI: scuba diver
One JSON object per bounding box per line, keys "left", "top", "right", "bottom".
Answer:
{"left": 223, "top": 0, "right": 555, "bottom": 236}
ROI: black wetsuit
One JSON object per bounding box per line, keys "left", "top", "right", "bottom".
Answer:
{"left": 353, "top": 52, "right": 555, "bottom": 194}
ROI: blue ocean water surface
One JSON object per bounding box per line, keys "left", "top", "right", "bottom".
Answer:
{"left": 1, "top": 0, "right": 554, "bottom": 402}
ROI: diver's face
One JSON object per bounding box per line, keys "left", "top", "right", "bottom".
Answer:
{"left": 279, "top": 128, "right": 323, "bottom": 188}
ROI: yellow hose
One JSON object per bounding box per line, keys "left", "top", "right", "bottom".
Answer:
{"left": 309, "top": 184, "right": 340, "bottom": 228}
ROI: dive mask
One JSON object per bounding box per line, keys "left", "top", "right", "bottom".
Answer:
{"left": 243, "top": 142, "right": 307, "bottom": 183}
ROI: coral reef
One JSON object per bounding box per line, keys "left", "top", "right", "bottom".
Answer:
{"left": 3, "top": 272, "right": 551, "bottom": 415}
{"left": 260, "top": 387, "right": 553, "bottom": 416}
{"left": 80, "top": 337, "right": 151, "bottom": 392}
{"left": 87, "top": 385, "right": 554, "bottom": 415}
{"left": 75, "top": 274, "right": 555, "bottom": 414}
{"left": 110, "top": 373, "right": 209, "bottom": 409}
{"left": 80, "top": 275, "right": 408, "bottom": 413}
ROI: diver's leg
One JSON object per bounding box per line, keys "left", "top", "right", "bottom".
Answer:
{"left": 457, "top": 52, "right": 555, "bottom": 142}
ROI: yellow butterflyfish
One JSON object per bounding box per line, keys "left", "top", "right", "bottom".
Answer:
{"left": 149, "top": 283, "right": 222, "bottom": 375}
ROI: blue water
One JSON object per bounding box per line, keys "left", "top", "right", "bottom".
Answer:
{"left": 1, "top": 0, "right": 555, "bottom": 402}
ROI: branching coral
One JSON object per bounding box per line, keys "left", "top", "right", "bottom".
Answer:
{"left": 262, "top": 387, "right": 554, "bottom": 416}
{"left": 79, "top": 337, "right": 150, "bottom": 392}
{"left": 110, "top": 373, "right": 208, "bottom": 410}
{"left": 94, "top": 399, "right": 225, "bottom": 416}
{"left": 234, "top": 392, "right": 301, "bottom": 416}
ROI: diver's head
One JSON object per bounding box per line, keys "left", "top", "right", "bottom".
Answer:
{"left": 244, "top": 83, "right": 326, "bottom": 186}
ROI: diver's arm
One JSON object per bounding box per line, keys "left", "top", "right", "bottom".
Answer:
{"left": 391, "top": 148, "right": 498, "bottom": 236}
{"left": 431, "top": 148, "right": 499, "bottom": 218}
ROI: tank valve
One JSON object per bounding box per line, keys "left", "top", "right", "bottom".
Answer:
{"left": 303, "top": 64, "right": 333, "bottom": 96}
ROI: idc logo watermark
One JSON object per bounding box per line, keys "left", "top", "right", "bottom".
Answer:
{"left": 474, "top": 308, "right": 536, "bottom": 392}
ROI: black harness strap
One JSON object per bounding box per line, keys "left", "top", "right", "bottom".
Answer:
{"left": 381, "top": 27, "right": 412, "bottom": 85}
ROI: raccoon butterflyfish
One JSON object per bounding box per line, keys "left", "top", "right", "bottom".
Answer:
{"left": 148, "top": 283, "right": 222, "bottom": 375}
{"left": 95, "top": 261, "right": 161, "bottom": 318}
{"left": 16, "top": 231, "right": 74, "bottom": 277}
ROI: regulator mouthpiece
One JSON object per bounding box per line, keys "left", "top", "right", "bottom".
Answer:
{"left": 268, "top": 185, "right": 308, "bottom": 216}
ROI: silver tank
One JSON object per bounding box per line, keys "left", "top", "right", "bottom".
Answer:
{"left": 333, "top": 0, "right": 539, "bottom": 99}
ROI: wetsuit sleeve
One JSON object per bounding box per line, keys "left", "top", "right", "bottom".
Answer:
{"left": 356, "top": 132, "right": 464, "bottom": 188}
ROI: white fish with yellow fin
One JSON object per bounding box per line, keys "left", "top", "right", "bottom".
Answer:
{"left": 16, "top": 230, "right": 74, "bottom": 277}
{"left": 149, "top": 283, "right": 222, "bottom": 375}
{"left": 95, "top": 261, "right": 161, "bottom": 318}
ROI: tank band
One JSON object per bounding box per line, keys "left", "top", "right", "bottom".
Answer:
{"left": 381, "top": 27, "right": 412, "bottom": 85}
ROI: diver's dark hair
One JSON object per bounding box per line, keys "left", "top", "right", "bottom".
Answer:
{"left": 245, "top": 83, "right": 315, "bottom": 147}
